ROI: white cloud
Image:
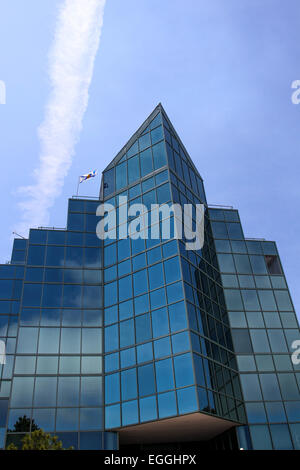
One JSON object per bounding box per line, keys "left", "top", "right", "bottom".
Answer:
{"left": 17, "top": 0, "right": 106, "bottom": 235}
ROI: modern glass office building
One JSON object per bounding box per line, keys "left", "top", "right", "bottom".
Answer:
{"left": 0, "top": 104, "right": 299, "bottom": 450}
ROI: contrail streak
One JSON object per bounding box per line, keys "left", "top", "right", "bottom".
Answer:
{"left": 17, "top": 0, "right": 106, "bottom": 235}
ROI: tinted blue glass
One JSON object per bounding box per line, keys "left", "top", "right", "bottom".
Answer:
{"left": 135, "top": 313, "right": 151, "bottom": 343}
{"left": 147, "top": 246, "right": 161, "bottom": 265}
{"left": 133, "top": 270, "right": 148, "bottom": 296}
{"left": 121, "top": 369, "right": 137, "bottom": 401}
{"left": 137, "top": 342, "right": 153, "bottom": 363}
{"left": 258, "top": 290, "right": 277, "bottom": 310}
{"left": 104, "top": 244, "right": 116, "bottom": 267}
{"left": 155, "top": 358, "right": 174, "bottom": 392}
{"left": 278, "top": 373, "right": 299, "bottom": 400}
{"left": 151, "top": 125, "right": 163, "bottom": 145}
{"left": 120, "top": 347, "right": 136, "bottom": 368}
{"left": 105, "top": 373, "right": 120, "bottom": 405}
{"left": 154, "top": 337, "right": 171, "bottom": 359}
{"left": 65, "top": 246, "right": 83, "bottom": 266}
{"left": 168, "top": 301, "right": 187, "bottom": 332}
{"left": 167, "top": 281, "right": 183, "bottom": 304}
{"left": 56, "top": 408, "right": 79, "bottom": 431}
{"left": 68, "top": 212, "right": 84, "bottom": 231}
{"left": 246, "top": 402, "right": 267, "bottom": 423}
{"left": 151, "top": 307, "right": 169, "bottom": 338}
{"left": 33, "top": 409, "right": 55, "bottom": 432}
{"left": 27, "top": 245, "right": 46, "bottom": 266}
{"left": 119, "top": 276, "right": 132, "bottom": 302}
{"left": 274, "top": 290, "right": 293, "bottom": 311}
{"left": 22, "top": 283, "right": 42, "bottom": 307}
{"left": 249, "top": 425, "right": 272, "bottom": 450}
{"left": 270, "top": 424, "right": 293, "bottom": 450}
{"left": 259, "top": 374, "right": 281, "bottom": 400}
{"left": 25, "top": 267, "right": 43, "bottom": 282}
{"left": 158, "top": 391, "right": 177, "bottom": 418}
{"left": 42, "top": 284, "right": 62, "bottom": 308}
{"left": 127, "top": 140, "right": 139, "bottom": 158}
{"left": 224, "top": 289, "right": 243, "bottom": 310}
{"left": 148, "top": 263, "right": 164, "bottom": 290}
{"left": 105, "top": 324, "right": 119, "bottom": 352}
{"left": 45, "top": 246, "right": 65, "bottom": 267}
{"left": 138, "top": 364, "right": 155, "bottom": 397}
{"left": 105, "top": 404, "right": 120, "bottom": 429}
{"left": 131, "top": 237, "right": 145, "bottom": 255}
{"left": 118, "top": 259, "right": 131, "bottom": 277}
{"left": 265, "top": 402, "right": 286, "bottom": 423}
{"left": 10, "top": 377, "right": 34, "bottom": 407}
{"left": 105, "top": 353, "right": 119, "bottom": 372}
{"left": 17, "top": 327, "right": 38, "bottom": 353}
{"left": 104, "top": 282, "right": 117, "bottom": 307}
{"left": 63, "top": 284, "right": 82, "bottom": 308}
{"left": 104, "top": 266, "right": 117, "bottom": 282}
{"left": 152, "top": 141, "right": 167, "bottom": 170}
{"left": 128, "top": 155, "right": 140, "bottom": 184}
{"left": 162, "top": 240, "right": 178, "bottom": 258}
{"left": 177, "top": 386, "right": 198, "bottom": 414}
{"left": 174, "top": 353, "right": 194, "bottom": 387}
{"left": 80, "top": 409, "right": 103, "bottom": 432}
{"left": 139, "top": 133, "right": 151, "bottom": 151}
{"left": 120, "top": 319, "right": 134, "bottom": 348}
{"left": 40, "top": 308, "right": 60, "bottom": 326}
{"left": 34, "top": 377, "right": 57, "bottom": 406}
{"left": 164, "top": 257, "right": 181, "bottom": 284}
{"left": 285, "top": 402, "right": 300, "bottom": 421}
{"left": 122, "top": 400, "right": 138, "bottom": 426}
{"left": 132, "top": 253, "right": 146, "bottom": 271}
{"left": 227, "top": 223, "right": 243, "bottom": 239}
{"left": 57, "top": 377, "right": 80, "bottom": 406}
{"left": 268, "top": 330, "right": 287, "bottom": 353}
{"left": 172, "top": 331, "right": 190, "bottom": 353}
{"left": 38, "top": 327, "right": 60, "bottom": 353}
{"left": 240, "top": 374, "right": 262, "bottom": 401}
{"left": 119, "top": 299, "right": 133, "bottom": 321}
{"left": 150, "top": 287, "right": 166, "bottom": 309}
{"left": 82, "top": 329, "right": 102, "bottom": 354}
{"left": 140, "top": 395, "right": 157, "bottom": 422}
{"left": 118, "top": 238, "right": 130, "bottom": 262}
{"left": 212, "top": 222, "right": 227, "bottom": 238}
{"left": 140, "top": 148, "right": 153, "bottom": 177}
{"left": 250, "top": 330, "right": 270, "bottom": 353}
{"left": 241, "top": 290, "right": 260, "bottom": 310}
{"left": 116, "top": 162, "right": 127, "bottom": 191}
{"left": 81, "top": 377, "right": 102, "bottom": 406}
{"left": 60, "top": 328, "right": 81, "bottom": 353}
{"left": 85, "top": 247, "right": 101, "bottom": 268}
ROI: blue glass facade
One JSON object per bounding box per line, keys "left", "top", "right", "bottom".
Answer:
{"left": 0, "top": 104, "right": 299, "bottom": 450}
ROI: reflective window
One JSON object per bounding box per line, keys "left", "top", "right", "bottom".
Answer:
{"left": 158, "top": 391, "right": 177, "bottom": 418}
{"left": 259, "top": 374, "right": 281, "bottom": 400}
{"left": 138, "top": 364, "right": 155, "bottom": 397}
{"left": 121, "top": 369, "right": 137, "bottom": 401}
{"left": 174, "top": 353, "right": 194, "bottom": 387}
{"left": 56, "top": 408, "right": 78, "bottom": 431}
{"left": 34, "top": 377, "right": 57, "bottom": 406}
{"left": 105, "top": 373, "right": 120, "bottom": 405}
{"left": 240, "top": 374, "right": 262, "bottom": 401}
{"left": 155, "top": 358, "right": 174, "bottom": 393}
{"left": 140, "top": 395, "right": 157, "bottom": 422}
{"left": 122, "top": 400, "right": 138, "bottom": 426}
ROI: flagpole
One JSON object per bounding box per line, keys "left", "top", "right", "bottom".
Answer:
{"left": 76, "top": 177, "right": 80, "bottom": 197}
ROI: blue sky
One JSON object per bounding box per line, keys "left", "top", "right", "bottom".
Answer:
{"left": 0, "top": 0, "right": 299, "bottom": 318}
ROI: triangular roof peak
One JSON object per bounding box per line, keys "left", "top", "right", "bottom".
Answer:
{"left": 103, "top": 102, "right": 201, "bottom": 179}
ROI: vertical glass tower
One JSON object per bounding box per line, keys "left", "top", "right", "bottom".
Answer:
{"left": 0, "top": 104, "right": 299, "bottom": 450}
